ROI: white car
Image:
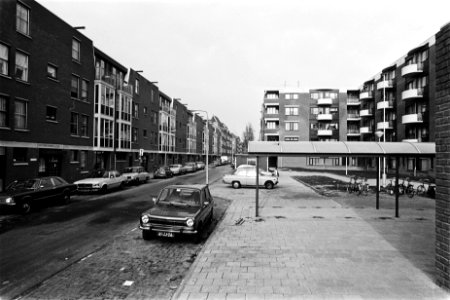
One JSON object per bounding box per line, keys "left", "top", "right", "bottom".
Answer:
{"left": 223, "top": 166, "right": 278, "bottom": 189}
{"left": 169, "top": 164, "right": 184, "bottom": 175}
{"left": 74, "top": 170, "right": 126, "bottom": 193}
{"left": 122, "top": 166, "right": 150, "bottom": 184}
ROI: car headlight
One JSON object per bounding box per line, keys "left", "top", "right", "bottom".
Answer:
{"left": 5, "top": 197, "right": 14, "bottom": 204}
{"left": 141, "top": 215, "right": 150, "bottom": 224}
{"left": 186, "top": 218, "right": 194, "bottom": 227}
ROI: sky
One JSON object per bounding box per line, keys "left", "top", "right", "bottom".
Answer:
{"left": 38, "top": 0, "right": 450, "bottom": 139}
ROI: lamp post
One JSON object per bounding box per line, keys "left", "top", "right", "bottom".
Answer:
{"left": 190, "top": 110, "right": 209, "bottom": 185}
{"left": 375, "top": 130, "right": 384, "bottom": 191}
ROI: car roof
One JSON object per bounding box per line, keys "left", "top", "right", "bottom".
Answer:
{"left": 164, "top": 184, "right": 208, "bottom": 190}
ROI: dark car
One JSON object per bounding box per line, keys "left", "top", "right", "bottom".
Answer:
{"left": 153, "top": 166, "right": 174, "bottom": 179}
{"left": 139, "top": 184, "right": 214, "bottom": 241}
{"left": 0, "top": 176, "right": 77, "bottom": 214}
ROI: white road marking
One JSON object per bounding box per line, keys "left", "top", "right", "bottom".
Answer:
{"left": 123, "top": 280, "right": 134, "bottom": 286}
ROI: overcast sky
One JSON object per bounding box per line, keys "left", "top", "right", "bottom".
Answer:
{"left": 38, "top": 0, "right": 450, "bottom": 139}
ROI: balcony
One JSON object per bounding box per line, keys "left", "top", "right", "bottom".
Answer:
{"left": 402, "top": 113, "right": 423, "bottom": 124}
{"left": 347, "top": 98, "right": 361, "bottom": 106}
{"left": 377, "top": 100, "right": 394, "bottom": 110}
{"left": 401, "top": 62, "right": 424, "bottom": 77}
{"left": 402, "top": 88, "right": 424, "bottom": 100}
{"left": 360, "top": 109, "right": 374, "bottom": 117}
{"left": 317, "top": 113, "right": 332, "bottom": 121}
{"left": 359, "top": 91, "right": 374, "bottom": 100}
{"left": 376, "top": 121, "right": 394, "bottom": 130}
{"left": 317, "top": 129, "right": 333, "bottom": 136}
{"left": 347, "top": 130, "right": 360, "bottom": 136}
{"left": 377, "top": 79, "right": 394, "bottom": 90}
{"left": 118, "top": 83, "right": 133, "bottom": 95}
{"left": 402, "top": 138, "right": 419, "bottom": 143}
{"left": 264, "top": 111, "right": 279, "bottom": 116}
{"left": 317, "top": 98, "right": 332, "bottom": 105}
{"left": 347, "top": 114, "right": 361, "bottom": 121}
{"left": 360, "top": 127, "right": 372, "bottom": 134}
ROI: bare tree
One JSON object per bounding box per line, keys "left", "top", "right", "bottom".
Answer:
{"left": 241, "top": 123, "right": 255, "bottom": 153}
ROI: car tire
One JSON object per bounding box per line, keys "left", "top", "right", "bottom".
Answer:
{"left": 194, "top": 222, "right": 203, "bottom": 243}
{"left": 265, "top": 181, "right": 274, "bottom": 190}
{"left": 21, "top": 201, "right": 31, "bottom": 214}
{"left": 62, "top": 191, "right": 70, "bottom": 205}
{"left": 101, "top": 185, "right": 108, "bottom": 193}
{"left": 232, "top": 181, "right": 241, "bottom": 189}
{"left": 142, "top": 230, "right": 153, "bottom": 240}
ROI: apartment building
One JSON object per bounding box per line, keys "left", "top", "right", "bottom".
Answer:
{"left": 0, "top": 0, "right": 95, "bottom": 188}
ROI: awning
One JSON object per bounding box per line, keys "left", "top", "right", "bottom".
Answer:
{"left": 248, "top": 141, "right": 436, "bottom": 157}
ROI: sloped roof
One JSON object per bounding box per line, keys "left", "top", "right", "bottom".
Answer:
{"left": 248, "top": 141, "right": 435, "bottom": 157}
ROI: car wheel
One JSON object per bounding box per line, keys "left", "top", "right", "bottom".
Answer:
{"left": 232, "top": 181, "right": 241, "bottom": 189}
{"left": 194, "top": 222, "right": 203, "bottom": 243}
{"left": 21, "top": 201, "right": 31, "bottom": 214}
{"left": 145, "top": 176, "right": 150, "bottom": 182}
{"left": 265, "top": 181, "right": 274, "bottom": 189}
{"left": 101, "top": 185, "right": 108, "bottom": 193}
{"left": 142, "top": 230, "right": 153, "bottom": 240}
{"left": 62, "top": 191, "right": 71, "bottom": 205}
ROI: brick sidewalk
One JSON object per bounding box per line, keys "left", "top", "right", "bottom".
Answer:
{"left": 174, "top": 171, "right": 449, "bottom": 299}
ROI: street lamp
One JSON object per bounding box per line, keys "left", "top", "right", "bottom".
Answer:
{"left": 375, "top": 130, "right": 384, "bottom": 190}
{"left": 190, "top": 110, "right": 209, "bottom": 185}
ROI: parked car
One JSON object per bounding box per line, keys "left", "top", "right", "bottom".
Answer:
{"left": 74, "top": 170, "right": 126, "bottom": 193}
{"left": 169, "top": 164, "right": 185, "bottom": 175}
{"left": 222, "top": 166, "right": 278, "bottom": 189}
{"left": 236, "top": 164, "right": 277, "bottom": 177}
{"left": 122, "top": 166, "right": 150, "bottom": 185}
{"left": 139, "top": 184, "right": 214, "bottom": 241}
{"left": 154, "top": 166, "right": 174, "bottom": 179}
{"left": 182, "top": 162, "right": 197, "bottom": 173}
{"left": 196, "top": 161, "right": 206, "bottom": 170}
{"left": 0, "top": 176, "right": 77, "bottom": 214}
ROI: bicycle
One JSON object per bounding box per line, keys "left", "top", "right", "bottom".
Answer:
{"left": 403, "top": 177, "right": 415, "bottom": 198}
{"left": 347, "top": 176, "right": 359, "bottom": 193}
{"left": 416, "top": 179, "right": 436, "bottom": 198}
{"left": 357, "top": 177, "right": 370, "bottom": 196}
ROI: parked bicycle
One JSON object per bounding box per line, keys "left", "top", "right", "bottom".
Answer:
{"left": 403, "top": 177, "right": 415, "bottom": 198}
{"left": 380, "top": 178, "right": 395, "bottom": 195}
{"left": 347, "top": 176, "right": 359, "bottom": 193}
{"left": 416, "top": 178, "right": 436, "bottom": 198}
{"left": 358, "top": 177, "right": 370, "bottom": 196}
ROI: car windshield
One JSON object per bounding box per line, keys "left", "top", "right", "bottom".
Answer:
{"left": 157, "top": 188, "right": 200, "bottom": 207}
{"left": 6, "top": 179, "right": 39, "bottom": 191}
{"left": 90, "top": 170, "right": 105, "bottom": 178}
{"left": 170, "top": 164, "right": 179, "bottom": 168}
{"left": 123, "top": 167, "right": 134, "bottom": 173}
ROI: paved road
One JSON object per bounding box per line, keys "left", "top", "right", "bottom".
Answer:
{"left": 0, "top": 165, "right": 232, "bottom": 300}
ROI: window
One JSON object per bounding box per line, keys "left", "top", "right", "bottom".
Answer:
{"left": 46, "top": 106, "right": 57, "bottom": 121}
{"left": 132, "top": 127, "right": 138, "bottom": 143}
{"left": 143, "top": 129, "right": 147, "bottom": 137}
{"left": 70, "top": 112, "right": 79, "bottom": 135}
{"left": 293, "top": 94, "right": 298, "bottom": 99}
{"left": 47, "top": 64, "right": 57, "bottom": 79}
{"left": 13, "top": 147, "right": 27, "bottom": 163}
{"left": 15, "top": 52, "right": 28, "bottom": 82}
{"left": 80, "top": 115, "right": 88, "bottom": 136}
{"left": 72, "top": 39, "right": 80, "bottom": 61}
{"left": 133, "top": 103, "right": 139, "bottom": 118}
{"left": 80, "top": 151, "right": 87, "bottom": 168}
{"left": 0, "top": 96, "right": 8, "bottom": 127}
{"left": 266, "top": 107, "right": 278, "bottom": 114}
{"left": 71, "top": 75, "right": 79, "bottom": 98}
{"left": 70, "top": 150, "right": 79, "bottom": 162}
{"left": 266, "top": 121, "right": 277, "bottom": 129}
{"left": 135, "top": 79, "right": 140, "bottom": 94}
{"left": 0, "top": 44, "right": 9, "bottom": 76}
{"left": 143, "top": 106, "right": 148, "bottom": 115}
{"left": 285, "top": 107, "right": 298, "bottom": 116}
{"left": 81, "top": 80, "right": 88, "bottom": 101}
{"left": 311, "top": 93, "right": 319, "bottom": 100}
{"left": 285, "top": 122, "right": 298, "bottom": 131}
{"left": 16, "top": 3, "right": 30, "bottom": 35}
{"left": 14, "top": 99, "right": 27, "bottom": 129}
{"left": 284, "top": 136, "right": 299, "bottom": 141}
{"left": 285, "top": 94, "right": 291, "bottom": 100}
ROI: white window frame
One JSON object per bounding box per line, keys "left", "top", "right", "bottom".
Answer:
{"left": 16, "top": 3, "right": 30, "bottom": 36}
{"left": 15, "top": 51, "right": 28, "bottom": 82}
{"left": 0, "top": 44, "right": 9, "bottom": 76}
{"left": 72, "top": 38, "right": 80, "bottom": 62}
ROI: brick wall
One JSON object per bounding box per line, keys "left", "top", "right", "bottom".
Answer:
{"left": 435, "top": 22, "right": 450, "bottom": 290}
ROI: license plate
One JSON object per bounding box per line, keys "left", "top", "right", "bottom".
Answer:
{"left": 157, "top": 232, "right": 174, "bottom": 238}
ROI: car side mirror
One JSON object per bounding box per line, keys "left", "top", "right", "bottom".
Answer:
{"left": 204, "top": 201, "right": 210, "bottom": 206}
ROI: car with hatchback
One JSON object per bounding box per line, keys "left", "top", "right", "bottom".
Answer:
{"left": 222, "top": 166, "right": 278, "bottom": 189}
{"left": 195, "top": 161, "right": 206, "bottom": 170}
{"left": 139, "top": 184, "right": 214, "bottom": 241}
{"left": 74, "top": 170, "right": 126, "bottom": 193}
{"left": 122, "top": 166, "right": 150, "bottom": 185}
{"left": 153, "top": 166, "right": 174, "bottom": 179}
{"left": 0, "top": 176, "right": 77, "bottom": 214}
{"left": 169, "top": 164, "right": 185, "bottom": 175}
{"left": 182, "top": 162, "right": 197, "bottom": 173}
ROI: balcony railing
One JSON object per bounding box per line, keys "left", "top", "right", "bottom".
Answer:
{"left": 377, "top": 100, "right": 394, "bottom": 110}
{"left": 360, "top": 127, "right": 372, "bottom": 134}
{"left": 402, "top": 88, "right": 424, "bottom": 100}
{"left": 347, "top": 98, "right": 361, "bottom": 106}
{"left": 360, "top": 108, "right": 374, "bottom": 117}
{"left": 402, "top": 113, "right": 423, "bottom": 124}
{"left": 347, "top": 113, "right": 361, "bottom": 120}
{"left": 377, "top": 79, "right": 394, "bottom": 90}
{"left": 359, "top": 91, "right": 374, "bottom": 100}
{"left": 317, "top": 113, "right": 332, "bottom": 121}
{"left": 317, "top": 129, "right": 333, "bottom": 136}
{"left": 401, "top": 62, "right": 424, "bottom": 77}
{"left": 317, "top": 98, "right": 332, "bottom": 106}
{"left": 376, "top": 121, "right": 394, "bottom": 130}
{"left": 347, "top": 129, "right": 360, "bottom": 136}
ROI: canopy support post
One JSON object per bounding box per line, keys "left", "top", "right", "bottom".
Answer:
{"left": 376, "top": 157, "right": 380, "bottom": 210}
{"left": 255, "top": 156, "right": 259, "bottom": 217}
{"left": 395, "top": 156, "right": 400, "bottom": 218}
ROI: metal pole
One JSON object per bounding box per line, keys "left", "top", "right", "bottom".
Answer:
{"left": 376, "top": 157, "right": 380, "bottom": 209}
{"left": 256, "top": 156, "right": 259, "bottom": 217}
{"left": 382, "top": 73, "right": 386, "bottom": 186}
{"left": 395, "top": 156, "right": 399, "bottom": 218}
{"left": 206, "top": 118, "right": 209, "bottom": 185}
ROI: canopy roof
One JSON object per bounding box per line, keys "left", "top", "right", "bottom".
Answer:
{"left": 248, "top": 141, "right": 435, "bottom": 157}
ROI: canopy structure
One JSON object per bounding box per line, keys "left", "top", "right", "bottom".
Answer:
{"left": 248, "top": 141, "right": 435, "bottom": 158}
